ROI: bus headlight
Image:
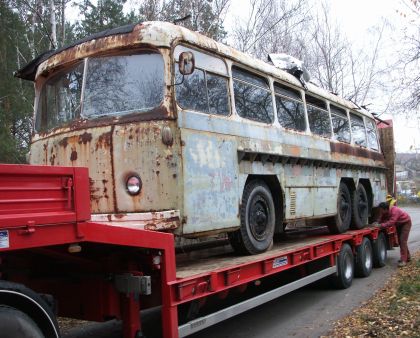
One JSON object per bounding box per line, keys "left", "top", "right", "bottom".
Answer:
{"left": 126, "top": 175, "right": 142, "bottom": 195}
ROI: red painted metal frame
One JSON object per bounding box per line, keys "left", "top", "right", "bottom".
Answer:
{"left": 0, "top": 164, "right": 399, "bottom": 338}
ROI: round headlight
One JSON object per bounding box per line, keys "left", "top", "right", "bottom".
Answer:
{"left": 126, "top": 175, "right": 142, "bottom": 195}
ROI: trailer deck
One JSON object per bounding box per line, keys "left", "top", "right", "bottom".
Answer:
{"left": 0, "top": 164, "right": 398, "bottom": 338}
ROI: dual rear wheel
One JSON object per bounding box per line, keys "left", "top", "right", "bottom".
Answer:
{"left": 329, "top": 182, "right": 369, "bottom": 234}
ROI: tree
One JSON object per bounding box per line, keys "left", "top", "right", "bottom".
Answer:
{"left": 0, "top": 1, "right": 33, "bottom": 163}
{"left": 231, "top": 0, "right": 310, "bottom": 59}
{"left": 137, "top": 0, "right": 231, "bottom": 41}
{"left": 73, "top": 0, "right": 137, "bottom": 38}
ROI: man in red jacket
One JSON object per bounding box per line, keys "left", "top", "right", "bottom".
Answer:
{"left": 378, "top": 202, "right": 412, "bottom": 267}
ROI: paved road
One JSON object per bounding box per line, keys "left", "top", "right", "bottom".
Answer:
{"left": 65, "top": 207, "right": 420, "bottom": 338}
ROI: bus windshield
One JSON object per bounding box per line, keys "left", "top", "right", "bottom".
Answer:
{"left": 36, "top": 52, "right": 164, "bottom": 132}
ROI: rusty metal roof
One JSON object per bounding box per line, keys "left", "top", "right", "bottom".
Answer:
{"left": 15, "top": 21, "right": 372, "bottom": 116}
{"left": 14, "top": 23, "right": 138, "bottom": 81}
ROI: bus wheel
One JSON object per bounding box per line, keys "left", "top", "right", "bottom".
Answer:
{"left": 355, "top": 237, "right": 373, "bottom": 277}
{"left": 331, "top": 243, "right": 354, "bottom": 289}
{"left": 330, "top": 182, "right": 352, "bottom": 234}
{"left": 352, "top": 184, "right": 369, "bottom": 229}
{"left": 230, "top": 180, "right": 275, "bottom": 254}
{"left": 373, "top": 232, "right": 387, "bottom": 268}
{"left": 0, "top": 305, "right": 44, "bottom": 338}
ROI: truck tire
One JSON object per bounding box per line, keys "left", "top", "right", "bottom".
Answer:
{"left": 229, "top": 180, "right": 275, "bottom": 254}
{"left": 355, "top": 237, "right": 373, "bottom": 277}
{"left": 373, "top": 232, "right": 387, "bottom": 268}
{"left": 330, "top": 183, "right": 352, "bottom": 234}
{"left": 331, "top": 243, "right": 354, "bottom": 289}
{"left": 351, "top": 184, "right": 369, "bottom": 229}
{"left": 0, "top": 305, "right": 44, "bottom": 338}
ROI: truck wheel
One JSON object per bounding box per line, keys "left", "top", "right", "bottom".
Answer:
{"left": 329, "top": 183, "right": 352, "bottom": 234}
{"left": 351, "top": 184, "right": 369, "bottom": 229}
{"left": 0, "top": 305, "right": 44, "bottom": 338}
{"left": 229, "top": 180, "right": 275, "bottom": 254}
{"left": 331, "top": 243, "right": 354, "bottom": 289}
{"left": 373, "top": 232, "right": 387, "bottom": 268}
{"left": 355, "top": 237, "right": 373, "bottom": 277}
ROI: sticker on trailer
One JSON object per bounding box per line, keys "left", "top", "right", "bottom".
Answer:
{"left": 0, "top": 230, "right": 9, "bottom": 249}
{"left": 273, "top": 256, "right": 288, "bottom": 268}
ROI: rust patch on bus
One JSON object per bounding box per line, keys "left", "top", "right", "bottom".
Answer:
{"left": 96, "top": 131, "right": 112, "bottom": 150}
{"left": 330, "top": 142, "right": 384, "bottom": 161}
{"left": 78, "top": 132, "right": 93, "bottom": 144}
{"left": 70, "top": 150, "right": 78, "bottom": 161}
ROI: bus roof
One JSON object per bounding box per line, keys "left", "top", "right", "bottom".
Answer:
{"left": 15, "top": 21, "right": 373, "bottom": 118}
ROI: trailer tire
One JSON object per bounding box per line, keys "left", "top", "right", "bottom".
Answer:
{"left": 373, "top": 232, "right": 387, "bottom": 268}
{"left": 229, "top": 180, "right": 275, "bottom": 254}
{"left": 0, "top": 305, "right": 44, "bottom": 338}
{"left": 355, "top": 237, "right": 373, "bottom": 277}
{"left": 331, "top": 243, "right": 354, "bottom": 289}
{"left": 330, "top": 183, "right": 352, "bottom": 234}
{"left": 351, "top": 184, "right": 369, "bottom": 229}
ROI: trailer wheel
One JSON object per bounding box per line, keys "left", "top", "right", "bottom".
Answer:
{"left": 351, "top": 184, "right": 369, "bottom": 229}
{"left": 229, "top": 180, "right": 275, "bottom": 254}
{"left": 0, "top": 305, "right": 44, "bottom": 338}
{"left": 355, "top": 237, "right": 373, "bottom": 277}
{"left": 331, "top": 243, "right": 354, "bottom": 289}
{"left": 330, "top": 183, "right": 352, "bottom": 234}
{"left": 373, "top": 232, "right": 387, "bottom": 268}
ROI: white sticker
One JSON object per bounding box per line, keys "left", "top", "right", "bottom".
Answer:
{"left": 0, "top": 230, "right": 9, "bottom": 249}
{"left": 273, "top": 256, "right": 288, "bottom": 268}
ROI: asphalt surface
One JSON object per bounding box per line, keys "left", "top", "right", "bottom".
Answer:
{"left": 64, "top": 207, "right": 420, "bottom": 338}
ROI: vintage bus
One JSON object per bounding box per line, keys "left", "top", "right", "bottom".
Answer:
{"left": 16, "top": 22, "right": 387, "bottom": 254}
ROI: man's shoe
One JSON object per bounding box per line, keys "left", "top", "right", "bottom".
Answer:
{"left": 398, "top": 261, "right": 407, "bottom": 267}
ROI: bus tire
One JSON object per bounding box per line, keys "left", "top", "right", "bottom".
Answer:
{"left": 230, "top": 180, "right": 275, "bottom": 255}
{"left": 331, "top": 243, "right": 354, "bottom": 289}
{"left": 352, "top": 184, "right": 369, "bottom": 229}
{"left": 0, "top": 305, "right": 44, "bottom": 338}
{"left": 330, "top": 182, "right": 352, "bottom": 234}
{"left": 355, "top": 237, "right": 373, "bottom": 277}
{"left": 373, "top": 232, "right": 387, "bottom": 268}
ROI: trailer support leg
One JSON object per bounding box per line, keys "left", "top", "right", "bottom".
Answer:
{"left": 162, "top": 304, "right": 178, "bottom": 338}
{"left": 121, "top": 294, "right": 141, "bottom": 338}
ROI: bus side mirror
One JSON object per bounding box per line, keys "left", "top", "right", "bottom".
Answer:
{"left": 179, "top": 52, "right": 195, "bottom": 75}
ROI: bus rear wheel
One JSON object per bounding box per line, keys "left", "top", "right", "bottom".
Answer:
{"left": 352, "top": 184, "right": 369, "bottom": 229}
{"left": 330, "top": 182, "right": 352, "bottom": 234}
{"left": 229, "top": 180, "right": 275, "bottom": 255}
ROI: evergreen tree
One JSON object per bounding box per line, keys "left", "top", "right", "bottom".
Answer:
{"left": 0, "top": 1, "right": 33, "bottom": 163}
{"left": 74, "top": 0, "right": 138, "bottom": 38}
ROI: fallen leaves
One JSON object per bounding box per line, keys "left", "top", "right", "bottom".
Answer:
{"left": 325, "top": 252, "right": 420, "bottom": 337}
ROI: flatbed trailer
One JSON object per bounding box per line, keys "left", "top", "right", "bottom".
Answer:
{"left": 0, "top": 164, "right": 399, "bottom": 338}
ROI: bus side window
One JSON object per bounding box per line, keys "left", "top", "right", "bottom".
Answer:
{"left": 331, "top": 105, "right": 351, "bottom": 143}
{"left": 350, "top": 113, "right": 367, "bottom": 147}
{"left": 175, "top": 65, "right": 229, "bottom": 116}
{"left": 274, "top": 82, "right": 305, "bottom": 131}
{"left": 366, "top": 118, "right": 379, "bottom": 150}
{"left": 306, "top": 95, "right": 330, "bottom": 137}
{"left": 232, "top": 66, "right": 274, "bottom": 124}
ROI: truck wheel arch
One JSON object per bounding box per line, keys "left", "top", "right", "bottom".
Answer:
{"left": 0, "top": 281, "right": 60, "bottom": 338}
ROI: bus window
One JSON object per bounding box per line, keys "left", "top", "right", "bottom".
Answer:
{"left": 37, "top": 62, "right": 84, "bottom": 131}
{"left": 366, "top": 118, "right": 379, "bottom": 150}
{"left": 331, "top": 105, "right": 350, "bottom": 143}
{"left": 274, "top": 82, "right": 305, "bottom": 131}
{"left": 83, "top": 53, "right": 164, "bottom": 118}
{"left": 232, "top": 66, "right": 274, "bottom": 124}
{"left": 174, "top": 46, "right": 230, "bottom": 116}
{"left": 306, "top": 95, "right": 331, "bottom": 137}
{"left": 350, "top": 113, "right": 367, "bottom": 147}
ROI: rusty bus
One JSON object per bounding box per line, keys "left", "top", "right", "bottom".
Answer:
{"left": 15, "top": 22, "right": 387, "bottom": 254}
